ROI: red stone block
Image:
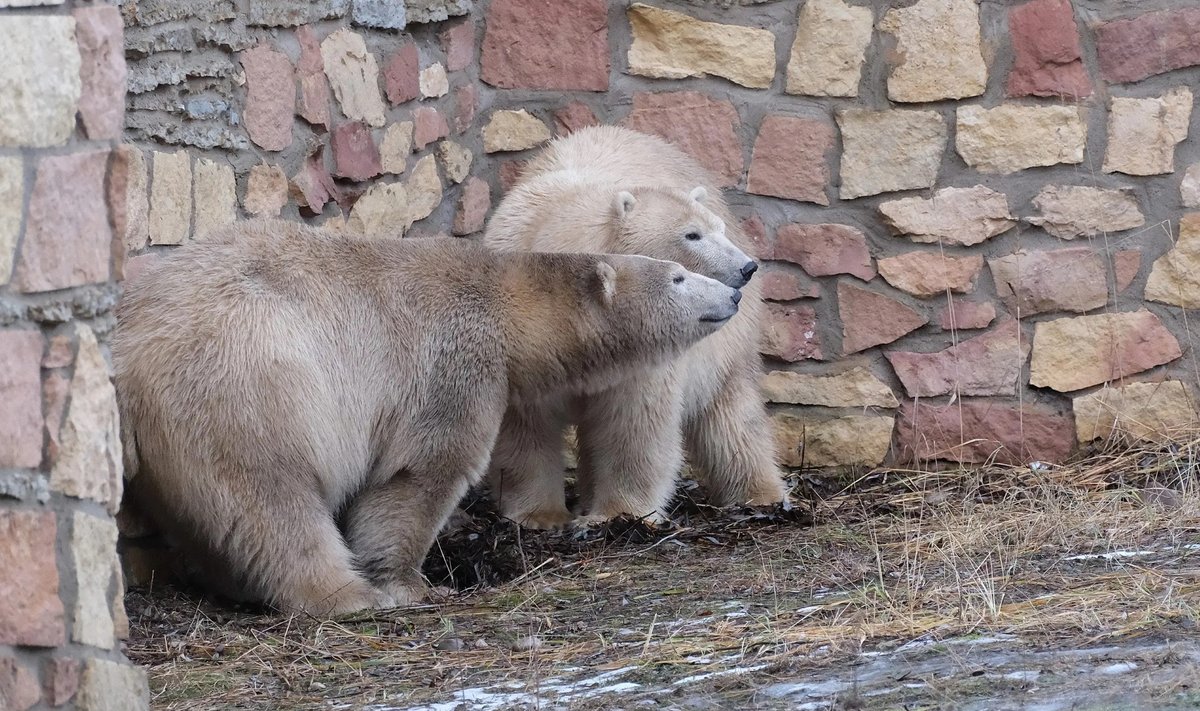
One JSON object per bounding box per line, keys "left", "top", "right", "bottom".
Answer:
{"left": 240, "top": 43, "right": 294, "bottom": 151}
{"left": 554, "top": 101, "right": 599, "bottom": 136}
{"left": 758, "top": 268, "right": 821, "bottom": 301}
{"left": 937, "top": 300, "right": 996, "bottom": 330}
{"left": 454, "top": 85, "right": 477, "bottom": 135}
{"left": 0, "top": 330, "right": 43, "bottom": 469}
{"left": 332, "top": 122, "right": 382, "bottom": 181}
{"left": 885, "top": 319, "right": 1029, "bottom": 398}
{"left": 1006, "top": 0, "right": 1091, "bottom": 98}
{"left": 739, "top": 215, "right": 773, "bottom": 261}
{"left": 73, "top": 6, "right": 126, "bottom": 139}
{"left": 453, "top": 177, "right": 491, "bottom": 236}
{"left": 440, "top": 21, "right": 474, "bottom": 73}
{"left": 498, "top": 160, "right": 528, "bottom": 193}
{"left": 747, "top": 115, "right": 833, "bottom": 205}
{"left": 43, "top": 657, "right": 80, "bottom": 707}
{"left": 13, "top": 151, "right": 111, "bottom": 293}
{"left": 412, "top": 107, "right": 450, "bottom": 151}
{"left": 481, "top": 0, "right": 609, "bottom": 91}
{"left": 0, "top": 657, "right": 40, "bottom": 711}
{"left": 384, "top": 43, "right": 420, "bottom": 105}
{"left": 774, "top": 223, "right": 874, "bottom": 280}
{"left": 296, "top": 26, "right": 332, "bottom": 128}
{"left": 0, "top": 511, "right": 65, "bottom": 647}
{"left": 1096, "top": 8, "right": 1200, "bottom": 84}
{"left": 838, "top": 282, "right": 927, "bottom": 355}
{"left": 896, "top": 400, "right": 1074, "bottom": 465}
{"left": 623, "top": 91, "right": 743, "bottom": 188}
{"left": 1114, "top": 250, "right": 1141, "bottom": 293}
{"left": 761, "top": 303, "right": 822, "bottom": 362}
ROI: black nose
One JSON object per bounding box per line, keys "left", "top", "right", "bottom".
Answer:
{"left": 740, "top": 261, "right": 758, "bottom": 281}
{"left": 731, "top": 290, "right": 742, "bottom": 305}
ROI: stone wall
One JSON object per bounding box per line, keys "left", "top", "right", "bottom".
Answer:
{"left": 118, "top": 0, "right": 1200, "bottom": 480}
{"left": 0, "top": 1, "right": 149, "bottom": 709}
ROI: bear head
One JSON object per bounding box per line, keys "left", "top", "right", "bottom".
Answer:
{"left": 609, "top": 186, "right": 757, "bottom": 290}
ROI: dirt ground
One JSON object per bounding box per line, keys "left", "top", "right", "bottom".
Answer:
{"left": 125, "top": 443, "right": 1200, "bottom": 710}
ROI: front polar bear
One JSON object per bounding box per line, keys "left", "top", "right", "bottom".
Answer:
{"left": 482, "top": 125, "right": 788, "bottom": 529}
{"left": 113, "top": 220, "right": 740, "bottom": 615}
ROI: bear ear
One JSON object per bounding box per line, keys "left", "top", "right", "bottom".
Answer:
{"left": 614, "top": 191, "right": 637, "bottom": 218}
{"left": 592, "top": 261, "right": 617, "bottom": 306}
{"left": 689, "top": 186, "right": 707, "bottom": 203}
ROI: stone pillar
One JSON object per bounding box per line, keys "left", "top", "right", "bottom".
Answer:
{"left": 0, "top": 2, "right": 149, "bottom": 709}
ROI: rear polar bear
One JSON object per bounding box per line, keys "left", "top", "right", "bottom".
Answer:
{"left": 113, "top": 220, "right": 741, "bottom": 615}
{"left": 482, "top": 125, "right": 787, "bottom": 529}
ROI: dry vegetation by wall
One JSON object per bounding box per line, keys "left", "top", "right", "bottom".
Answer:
{"left": 1, "top": 2, "right": 148, "bottom": 709}
{"left": 118, "top": 0, "right": 1200, "bottom": 478}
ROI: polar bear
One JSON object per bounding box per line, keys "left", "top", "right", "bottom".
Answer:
{"left": 482, "top": 125, "right": 787, "bottom": 529}
{"left": 113, "top": 220, "right": 740, "bottom": 615}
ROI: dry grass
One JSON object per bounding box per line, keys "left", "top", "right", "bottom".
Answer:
{"left": 125, "top": 437, "right": 1200, "bottom": 709}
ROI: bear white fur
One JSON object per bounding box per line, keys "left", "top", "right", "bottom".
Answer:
{"left": 113, "top": 220, "right": 740, "bottom": 615}
{"left": 481, "top": 125, "right": 787, "bottom": 529}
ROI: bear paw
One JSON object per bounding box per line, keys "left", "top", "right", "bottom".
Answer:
{"left": 515, "top": 507, "right": 576, "bottom": 530}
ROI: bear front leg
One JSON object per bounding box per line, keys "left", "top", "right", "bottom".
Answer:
{"left": 575, "top": 368, "right": 685, "bottom": 523}
{"left": 685, "top": 372, "right": 787, "bottom": 506}
{"left": 487, "top": 401, "right": 575, "bottom": 530}
{"left": 344, "top": 447, "right": 491, "bottom": 604}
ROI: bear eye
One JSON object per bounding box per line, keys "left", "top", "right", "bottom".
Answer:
{"left": 685, "top": 232, "right": 702, "bottom": 241}
{"left": 672, "top": 274, "right": 685, "bottom": 285}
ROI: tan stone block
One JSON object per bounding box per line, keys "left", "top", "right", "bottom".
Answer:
{"left": 0, "top": 16, "right": 80, "bottom": 147}
{"left": 347, "top": 182, "right": 407, "bottom": 238}
{"left": 483, "top": 110, "right": 551, "bottom": 153}
{"left": 76, "top": 659, "right": 148, "bottom": 711}
{"left": 1146, "top": 213, "right": 1200, "bottom": 309}
{"left": 774, "top": 414, "right": 894, "bottom": 468}
{"left": 762, "top": 367, "right": 898, "bottom": 408}
{"left": 192, "top": 158, "right": 236, "bottom": 240}
{"left": 1025, "top": 185, "right": 1145, "bottom": 240}
{"left": 879, "top": 186, "right": 1015, "bottom": 246}
{"left": 627, "top": 3, "right": 775, "bottom": 89}
{"left": 988, "top": 248, "right": 1107, "bottom": 316}
{"left": 0, "top": 156, "right": 20, "bottom": 285}
{"left": 405, "top": 154, "right": 442, "bottom": 227}
{"left": 119, "top": 146, "right": 150, "bottom": 253}
{"left": 837, "top": 109, "right": 946, "bottom": 199}
{"left": 878, "top": 0, "right": 987, "bottom": 102}
{"left": 243, "top": 164, "right": 288, "bottom": 218}
{"left": 885, "top": 320, "right": 1029, "bottom": 398}
{"left": 1103, "top": 87, "right": 1192, "bottom": 177}
{"left": 877, "top": 252, "right": 983, "bottom": 298}
{"left": 0, "top": 657, "right": 40, "bottom": 711}
{"left": 419, "top": 62, "right": 449, "bottom": 98}
{"left": 381, "top": 122, "right": 414, "bottom": 174}
{"left": 70, "top": 512, "right": 117, "bottom": 650}
{"left": 438, "top": 140, "right": 473, "bottom": 184}
{"left": 785, "top": 0, "right": 872, "bottom": 97}
{"left": 320, "top": 29, "right": 386, "bottom": 128}
{"left": 1182, "top": 163, "right": 1200, "bottom": 208}
{"left": 1074, "top": 381, "right": 1198, "bottom": 444}
{"left": 956, "top": 104, "right": 1086, "bottom": 174}
{"left": 148, "top": 151, "right": 192, "bottom": 245}
{"left": 1030, "top": 311, "right": 1182, "bottom": 392}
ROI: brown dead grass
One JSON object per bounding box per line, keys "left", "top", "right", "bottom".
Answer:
{"left": 125, "top": 437, "right": 1200, "bottom": 710}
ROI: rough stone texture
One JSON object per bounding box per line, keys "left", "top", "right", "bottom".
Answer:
{"left": 1025, "top": 185, "right": 1145, "bottom": 239}
{"left": 406, "top": 154, "right": 441, "bottom": 222}
{"left": 438, "top": 140, "right": 472, "bottom": 184}
{"left": 43, "top": 658, "right": 81, "bottom": 708}
{"left": 759, "top": 268, "right": 820, "bottom": 301}
{"left": 43, "top": 335, "right": 73, "bottom": 369}
{"left": 74, "top": 7, "right": 127, "bottom": 140}
{"left": 406, "top": 0, "right": 470, "bottom": 24}
{"left": 481, "top": 0, "right": 608, "bottom": 91}
{"left": 785, "top": 0, "right": 872, "bottom": 97}
{"left": 243, "top": 163, "right": 289, "bottom": 217}
{"left": 321, "top": 29, "right": 386, "bottom": 127}
{"left": 332, "top": 122, "right": 382, "bottom": 181}
{"left": 347, "top": 155, "right": 441, "bottom": 237}
{"left": 627, "top": 3, "right": 775, "bottom": 89}
{"left": 70, "top": 512, "right": 118, "bottom": 650}
{"left": 1103, "top": 88, "right": 1192, "bottom": 177}
{"left": 483, "top": 110, "right": 551, "bottom": 153}
{"left": 1095, "top": 8, "right": 1200, "bottom": 84}
{"left": 740, "top": 215, "right": 772, "bottom": 262}
{"left": 1030, "top": 311, "right": 1183, "bottom": 392}
{"left": 76, "top": 659, "right": 149, "bottom": 711}
{"left": 896, "top": 401, "right": 1074, "bottom": 465}
{"left": 412, "top": 107, "right": 449, "bottom": 151}
{"left": 746, "top": 115, "right": 833, "bottom": 206}
{"left": 12, "top": 151, "right": 112, "bottom": 293}
{"left": 774, "top": 414, "right": 894, "bottom": 468}
{"left": 762, "top": 367, "right": 898, "bottom": 408}
{"left": 761, "top": 303, "right": 822, "bottom": 362}
{"left": 419, "top": 63, "right": 449, "bottom": 99}
{"left": 0, "top": 330, "right": 43, "bottom": 469}
{"left": 383, "top": 44, "right": 420, "bottom": 105}
{"left": 1006, "top": 0, "right": 1090, "bottom": 99}
{"left": 240, "top": 43, "right": 294, "bottom": 151}
{"left": 879, "top": 186, "right": 1016, "bottom": 246}
{"left": 0, "top": 657, "right": 39, "bottom": 711}
{"left": 554, "top": 101, "right": 599, "bottom": 136}
{"left": 148, "top": 151, "right": 192, "bottom": 245}
{"left": 0, "top": 511, "right": 64, "bottom": 647}
{"left": 452, "top": 176, "right": 490, "bottom": 235}
{"left": 886, "top": 320, "right": 1029, "bottom": 398}
{"left": 0, "top": 157, "right": 19, "bottom": 286}
{"left": 938, "top": 301, "right": 996, "bottom": 330}
{"left": 381, "top": 122, "right": 414, "bottom": 174}
{"left": 440, "top": 21, "right": 473, "bottom": 73}
{"left": 1074, "top": 381, "right": 1198, "bottom": 444}
{"left": 877, "top": 252, "right": 983, "bottom": 298}
{"left": 192, "top": 158, "right": 236, "bottom": 240}
{"left": 44, "top": 372, "right": 69, "bottom": 468}
{"left": 955, "top": 104, "right": 1087, "bottom": 174}
{"left": 1115, "top": 251, "right": 1141, "bottom": 293}
{"left": 837, "top": 110, "right": 946, "bottom": 199}
{"left": 454, "top": 84, "right": 477, "bottom": 135}
{"left": 352, "top": 0, "right": 407, "bottom": 29}
{"left": 774, "top": 223, "right": 874, "bottom": 280}
{"left": 1145, "top": 213, "right": 1200, "bottom": 309}
{"left": 622, "top": 91, "right": 743, "bottom": 188}
{"left": 291, "top": 149, "right": 342, "bottom": 214}
{"left": 296, "top": 26, "right": 332, "bottom": 128}
{"left": 839, "top": 282, "right": 928, "bottom": 354}
{"left": 246, "top": 0, "right": 342, "bottom": 27}
{"left": 118, "top": 146, "right": 150, "bottom": 253}
{"left": 1183, "top": 163, "right": 1200, "bottom": 208}
{"left": 50, "top": 325, "right": 122, "bottom": 514}
{"left": 0, "top": 17, "right": 80, "bottom": 147}
{"left": 878, "top": 0, "right": 987, "bottom": 102}
{"left": 988, "top": 248, "right": 1107, "bottom": 316}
